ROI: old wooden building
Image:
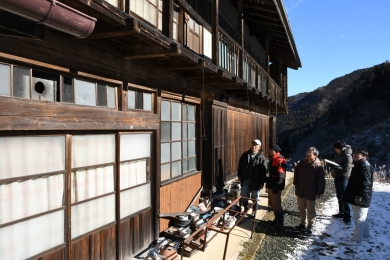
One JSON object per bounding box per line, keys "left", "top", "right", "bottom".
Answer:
{"left": 0, "top": 0, "right": 300, "bottom": 259}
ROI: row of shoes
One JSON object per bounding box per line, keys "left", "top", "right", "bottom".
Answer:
{"left": 294, "top": 223, "right": 312, "bottom": 234}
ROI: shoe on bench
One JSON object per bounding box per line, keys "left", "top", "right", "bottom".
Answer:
{"left": 295, "top": 224, "right": 305, "bottom": 231}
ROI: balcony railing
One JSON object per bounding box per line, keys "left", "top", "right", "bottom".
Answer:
{"left": 218, "top": 27, "right": 240, "bottom": 77}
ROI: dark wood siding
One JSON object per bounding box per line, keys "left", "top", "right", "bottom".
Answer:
{"left": 119, "top": 209, "right": 153, "bottom": 260}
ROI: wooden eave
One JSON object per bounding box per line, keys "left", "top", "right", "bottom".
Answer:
{"left": 51, "top": 0, "right": 289, "bottom": 113}
{"left": 231, "top": 0, "right": 301, "bottom": 69}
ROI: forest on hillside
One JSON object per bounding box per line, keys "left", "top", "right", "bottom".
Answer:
{"left": 277, "top": 61, "right": 390, "bottom": 167}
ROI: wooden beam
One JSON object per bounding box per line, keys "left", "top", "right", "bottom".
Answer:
{"left": 211, "top": 0, "right": 219, "bottom": 65}
{"left": 123, "top": 43, "right": 180, "bottom": 59}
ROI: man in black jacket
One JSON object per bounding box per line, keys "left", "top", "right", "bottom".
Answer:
{"left": 237, "top": 139, "right": 268, "bottom": 217}
{"left": 344, "top": 148, "right": 373, "bottom": 243}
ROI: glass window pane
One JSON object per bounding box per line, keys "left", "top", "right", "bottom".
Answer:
{"left": 161, "top": 164, "right": 170, "bottom": 181}
{"left": 171, "top": 122, "right": 181, "bottom": 141}
{"left": 75, "top": 79, "right": 96, "bottom": 106}
{"left": 188, "top": 140, "right": 195, "bottom": 156}
{"left": 171, "top": 161, "right": 181, "bottom": 178}
{"left": 182, "top": 104, "right": 187, "bottom": 121}
{"left": 143, "top": 93, "right": 152, "bottom": 111}
{"left": 128, "top": 90, "right": 135, "bottom": 109}
{"left": 120, "top": 133, "right": 151, "bottom": 161}
{"left": 161, "top": 143, "right": 170, "bottom": 163}
{"left": 182, "top": 123, "right": 187, "bottom": 140}
{"left": 161, "top": 100, "right": 170, "bottom": 121}
{"left": 182, "top": 159, "right": 188, "bottom": 173}
{"left": 107, "top": 86, "right": 116, "bottom": 108}
{"left": 182, "top": 141, "right": 187, "bottom": 158}
{"left": 0, "top": 136, "right": 65, "bottom": 180}
{"left": 0, "top": 63, "right": 11, "bottom": 96}
{"left": 0, "top": 210, "right": 64, "bottom": 260}
{"left": 172, "top": 102, "right": 181, "bottom": 121}
{"left": 188, "top": 157, "right": 196, "bottom": 171}
{"left": 62, "top": 77, "right": 74, "bottom": 103}
{"left": 161, "top": 122, "right": 171, "bottom": 142}
{"left": 188, "top": 105, "right": 195, "bottom": 121}
{"left": 97, "top": 84, "right": 107, "bottom": 106}
{"left": 13, "top": 66, "right": 30, "bottom": 98}
{"left": 72, "top": 134, "right": 116, "bottom": 168}
{"left": 71, "top": 194, "right": 115, "bottom": 239}
{"left": 136, "top": 91, "right": 143, "bottom": 109}
{"left": 120, "top": 183, "right": 151, "bottom": 218}
{"left": 171, "top": 142, "right": 181, "bottom": 161}
{"left": 188, "top": 123, "right": 195, "bottom": 139}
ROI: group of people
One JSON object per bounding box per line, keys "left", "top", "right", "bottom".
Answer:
{"left": 237, "top": 139, "right": 374, "bottom": 243}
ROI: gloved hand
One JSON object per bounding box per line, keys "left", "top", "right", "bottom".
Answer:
{"left": 355, "top": 196, "right": 363, "bottom": 206}
{"left": 272, "top": 188, "right": 279, "bottom": 193}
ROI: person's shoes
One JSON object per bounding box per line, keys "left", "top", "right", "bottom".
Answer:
{"left": 332, "top": 213, "right": 345, "bottom": 218}
{"left": 342, "top": 217, "right": 351, "bottom": 224}
{"left": 305, "top": 228, "right": 312, "bottom": 235}
{"left": 294, "top": 224, "right": 305, "bottom": 231}
{"left": 341, "top": 238, "right": 361, "bottom": 246}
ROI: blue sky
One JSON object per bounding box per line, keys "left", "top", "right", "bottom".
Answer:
{"left": 284, "top": 0, "right": 390, "bottom": 96}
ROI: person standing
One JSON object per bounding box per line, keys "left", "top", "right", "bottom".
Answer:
{"left": 294, "top": 147, "right": 326, "bottom": 234}
{"left": 326, "top": 141, "right": 353, "bottom": 223}
{"left": 266, "top": 144, "right": 286, "bottom": 230}
{"left": 237, "top": 139, "right": 268, "bottom": 217}
{"left": 344, "top": 148, "right": 373, "bottom": 243}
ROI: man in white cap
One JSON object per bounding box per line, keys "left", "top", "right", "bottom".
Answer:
{"left": 237, "top": 139, "right": 268, "bottom": 217}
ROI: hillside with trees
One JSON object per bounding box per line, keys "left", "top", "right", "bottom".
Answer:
{"left": 277, "top": 61, "right": 390, "bottom": 167}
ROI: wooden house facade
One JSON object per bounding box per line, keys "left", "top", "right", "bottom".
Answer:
{"left": 0, "top": 0, "right": 301, "bottom": 259}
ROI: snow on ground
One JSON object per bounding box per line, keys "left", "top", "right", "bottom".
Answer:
{"left": 292, "top": 182, "right": 390, "bottom": 260}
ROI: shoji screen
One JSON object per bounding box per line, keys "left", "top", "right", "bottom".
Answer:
{"left": 119, "top": 133, "right": 151, "bottom": 219}
{"left": 71, "top": 134, "right": 116, "bottom": 239}
{"left": 0, "top": 136, "right": 65, "bottom": 260}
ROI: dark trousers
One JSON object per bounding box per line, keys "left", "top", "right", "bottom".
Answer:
{"left": 334, "top": 178, "right": 351, "bottom": 216}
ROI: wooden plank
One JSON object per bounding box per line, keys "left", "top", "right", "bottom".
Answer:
{"left": 0, "top": 97, "right": 160, "bottom": 131}
{"left": 71, "top": 236, "right": 89, "bottom": 260}
{"left": 90, "top": 232, "right": 102, "bottom": 260}
{"left": 101, "top": 225, "right": 116, "bottom": 260}
{"left": 123, "top": 43, "right": 180, "bottom": 60}
{"left": 40, "top": 247, "right": 65, "bottom": 260}
{"left": 120, "top": 220, "right": 131, "bottom": 259}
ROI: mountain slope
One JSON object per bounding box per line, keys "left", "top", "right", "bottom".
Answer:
{"left": 277, "top": 61, "right": 390, "bottom": 166}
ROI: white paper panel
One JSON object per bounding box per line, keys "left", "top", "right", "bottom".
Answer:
{"left": 0, "top": 210, "right": 64, "bottom": 260}
{"left": 71, "top": 166, "right": 114, "bottom": 203}
{"left": 72, "top": 134, "right": 115, "bottom": 168}
{"left": 119, "top": 159, "right": 147, "bottom": 190}
{"left": 0, "top": 174, "right": 64, "bottom": 225}
{"left": 71, "top": 194, "right": 115, "bottom": 239}
{"left": 161, "top": 164, "right": 170, "bottom": 181}
{"left": 143, "top": 93, "right": 152, "bottom": 111}
{"left": 203, "top": 28, "right": 212, "bottom": 59}
{"left": 120, "top": 133, "right": 150, "bottom": 161}
{"left": 107, "top": 86, "right": 116, "bottom": 108}
{"left": 75, "top": 79, "right": 96, "bottom": 106}
{"left": 120, "top": 183, "right": 151, "bottom": 218}
{"left": 0, "top": 136, "right": 65, "bottom": 180}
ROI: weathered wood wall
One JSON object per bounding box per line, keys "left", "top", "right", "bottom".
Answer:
{"left": 159, "top": 173, "right": 202, "bottom": 232}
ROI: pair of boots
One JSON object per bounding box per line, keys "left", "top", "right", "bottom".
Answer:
{"left": 270, "top": 212, "right": 284, "bottom": 230}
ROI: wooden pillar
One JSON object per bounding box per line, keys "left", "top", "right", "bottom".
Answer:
{"left": 238, "top": 0, "right": 244, "bottom": 79}
{"left": 212, "top": 0, "right": 219, "bottom": 65}
{"left": 118, "top": 81, "right": 128, "bottom": 112}
{"left": 162, "top": 0, "right": 173, "bottom": 38}
{"left": 65, "top": 135, "right": 72, "bottom": 260}
{"left": 266, "top": 33, "right": 270, "bottom": 74}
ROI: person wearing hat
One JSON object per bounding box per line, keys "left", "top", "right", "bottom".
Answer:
{"left": 266, "top": 144, "right": 286, "bottom": 230}
{"left": 237, "top": 139, "right": 268, "bottom": 217}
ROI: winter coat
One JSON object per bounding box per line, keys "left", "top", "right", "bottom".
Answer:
{"left": 294, "top": 158, "right": 326, "bottom": 201}
{"left": 237, "top": 149, "right": 268, "bottom": 190}
{"left": 344, "top": 159, "right": 373, "bottom": 207}
{"left": 266, "top": 152, "right": 286, "bottom": 191}
{"left": 331, "top": 145, "right": 353, "bottom": 180}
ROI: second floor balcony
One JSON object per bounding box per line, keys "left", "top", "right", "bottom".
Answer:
{"left": 58, "top": 0, "right": 301, "bottom": 114}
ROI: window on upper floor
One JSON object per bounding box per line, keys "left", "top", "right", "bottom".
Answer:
{"left": 0, "top": 62, "right": 118, "bottom": 109}
{"left": 160, "top": 100, "right": 197, "bottom": 182}
{"left": 130, "top": 0, "right": 163, "bottom": 31}
{"left": 127, "top": 89, "right": 153, "bottom": 111}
